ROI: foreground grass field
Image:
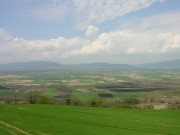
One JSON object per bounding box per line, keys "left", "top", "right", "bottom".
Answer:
{"left": 0, "top": 105, "right": 180, "bottom": 135}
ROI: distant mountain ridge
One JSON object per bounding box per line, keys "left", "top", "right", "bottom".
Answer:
{"left": 0, "top": 59, "right": 180, "bottom": 72}
{"left": 70, "top": 62, "right": 134, "bottom": 69}
{"left": 0, "top": 61, "right": 64, "bottom": 71}
{"left": 0, "top": 61, "right": 135, "bottom": 71}
{"left": 0, "top": 61, "right": 61, "bottom": 67}
{"left": 137, "top": 59, "right": 180, "bottom": 69}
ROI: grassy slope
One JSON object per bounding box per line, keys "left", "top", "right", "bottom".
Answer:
{"left": 0, "top": 105, "right": 180, "bottom": 135}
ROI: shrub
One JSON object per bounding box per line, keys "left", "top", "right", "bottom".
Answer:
{"left": 39, "top": 95, "right": 50, "bottom": 104}
{"left": 71, "top": 98, "right": 83, "bottom": 106}
{"left": 107, "top": 99, "right": 122, "bottom": 108}
{"left": 87, "top": 97, "right": 107, "bottom": 107}
{"left": 4, "top": 97, "right": 13, "bottom": 104}
{"left": 123, "top": 98, "right": 140, "bottom": 105}
{"left": 118, "top": 104, "right": 134, "bottom": 109}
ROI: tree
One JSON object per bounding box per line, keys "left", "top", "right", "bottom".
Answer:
{"left": 123, "top": 98, "right": 140, "bottom": 105}
{"left": 27, "top": 91, "right": 40, "bottom": 104}
{"left": 71, "top": 98, "right": 83, "bottom": 106}
{"left": 39, "top": 95, "right": 50, "bottom": 104}
{"left": 64, "top": 95, "right": 72, "bottom": 105}
{"left": 87, "top": 97, "right": 107, "bottom": 107}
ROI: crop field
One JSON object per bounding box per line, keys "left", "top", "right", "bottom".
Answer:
{"left": 0, "top": 70, "right": 180, "bottom": 105}
{"left": 0, "top": 104, "right": 180, "bottom": 135}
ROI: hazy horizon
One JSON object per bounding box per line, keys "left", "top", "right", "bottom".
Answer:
{"left": 0, "top": 0, "right": 180, "bottom": 64}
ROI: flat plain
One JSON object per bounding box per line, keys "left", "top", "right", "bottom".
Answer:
{"left": 1, "top": 70, "right": 180, "bottom": 101}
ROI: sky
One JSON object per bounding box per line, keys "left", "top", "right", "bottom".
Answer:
{"left": 0, "top": 0, "right": 180, "bottom": 64}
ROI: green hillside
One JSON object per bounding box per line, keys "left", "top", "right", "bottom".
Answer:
{"left": 0, "top": 105, "right": 180, "bottom": 135}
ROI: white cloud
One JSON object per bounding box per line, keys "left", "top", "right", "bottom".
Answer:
{"left": 27, "top": 0, "right": 164, "bottom": 28}
{"left": 1, "top": 10, "right": 180, "bottom": 63}
{"left": 0, "top": 28, "right": 13, "bottom": 43}
{"left": 125, "top": 32, "right": 180, "bottom": 54}
{"left": 31, "top": 1, "right": 69, "bottom": 22}
{"left": 68, "top": 33, "right": 110, "bottom": 56}
{"left": 117, "top": 11, "right": 180, "bottom": 54}
{"left": 66, "top": 29, "right": 180, "bottom": 57}
{"left": 119, "top": 11, "right": 180, "bottom": 34}
{"left": 73, "top": 0, "right": 164, "bottom": 29}
{"left": 85, "top": 25, "right": 99, "bottom": 38}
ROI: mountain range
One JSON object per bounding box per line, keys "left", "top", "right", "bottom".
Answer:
{"left": 0, "top": 59, "right": 180, "bottom": 72}
{"left": 137, "top": 59, "right": 180, "bottom": 69}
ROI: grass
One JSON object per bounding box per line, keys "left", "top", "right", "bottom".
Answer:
{"left": 0, "top": 105, "right": 180, "bottom": 135}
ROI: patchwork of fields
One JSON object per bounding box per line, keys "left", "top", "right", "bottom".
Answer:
{"left": 0, "top": 70, "right": 180, "bottom": 111}
{"left": 1, "top": 70, "right": 180, "bottom": 103}
{"left": 0, "top": 105, "right": 180, "bottom": 135}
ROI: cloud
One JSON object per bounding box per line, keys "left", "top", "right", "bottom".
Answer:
{"left": 125, "top": 32, "right": 180, "bottom": 54}
{"left": 85, "top": 25, "right": 99, "bottom": 38}
{"left": 0, "top": 28, "right": 13, "bottom": 43}
{"left": 116, "top": 11, "right": 180, "bottom": 54}
{"left": 119, "top": 11, "right": 180, "bottom": 33}
{"left": 73, "top": 0, "right": 165, "bottom": 29}
{"left": 31, "top": 1, "right": 70, "bottom": 22}
{"left": 66, "top": 29, "right": 180, "bottom": 57}
{"left": 0, "top": 34, "right": 90, "bottom": 63}
{"left": 27, "top": 0, "right": 164, "bottom": 28}
{"left": 68, "top": 33, "right": 110, "bottom": 56}
{"left": 1, "top": 10, "right": 180, "bottom": 63}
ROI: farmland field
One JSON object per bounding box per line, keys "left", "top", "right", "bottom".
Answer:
{"left": 0, "top": 104, "right": 180, "bottom": 135}
{"left": 0, "top": 70, "right": 180, "bottom": 106}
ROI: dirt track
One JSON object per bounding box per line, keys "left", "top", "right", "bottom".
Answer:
{"left": 0, "top": 120, "right": 31, "bottom": 135}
